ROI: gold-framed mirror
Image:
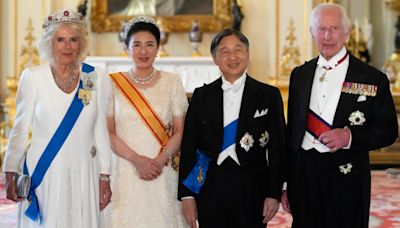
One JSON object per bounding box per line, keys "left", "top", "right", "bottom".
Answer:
{"left": 91, "top": 0, "right": 233, "bottom": 32}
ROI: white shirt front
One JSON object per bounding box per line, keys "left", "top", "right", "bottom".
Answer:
{"left": 217, "top": 73, "right": 247, "bottom": 165}
{"left": 301, "top": 47, "right": 349, "bottom": 152}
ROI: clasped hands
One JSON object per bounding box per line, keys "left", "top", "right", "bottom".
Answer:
{"left": 318, "top": 127, "right": 350, "bottom": 152}
{"left": 133, "top": 153, "right": 168, "bottom": 180}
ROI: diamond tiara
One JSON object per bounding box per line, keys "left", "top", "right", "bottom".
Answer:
{"left": 43, "top": 9, "right": 86, "bottom": 30}
{"left": 122, "top": 16, "right": 159, "bottom": 42}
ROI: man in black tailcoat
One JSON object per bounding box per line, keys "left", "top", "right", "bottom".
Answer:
{"left": 281, "top": 3, "right": 398, "bottom": 228}
{"left": 178, "top": 29, "right": 286, "bottom": 228}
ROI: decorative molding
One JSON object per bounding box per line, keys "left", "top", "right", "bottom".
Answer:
{"left": 303, "top": 0, "right": 309, "bottom": 60}
{"left": 280, "top": 19, "right": 301, "bottom": 77}
{"left": 275, "top": 0, "right": 280, "bottom": 83}
{"left": 17, "top": 19, "right": 40, "bottom": 77}
{"left": 90, "top": 0, "right": 233, "bottom": 33}
{"left": 13, "top": 0, "right": 17, "bottom": 76}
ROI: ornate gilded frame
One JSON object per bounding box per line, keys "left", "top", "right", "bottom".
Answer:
{"left": 91, "top": 0, "right": 233, "bottom": 32}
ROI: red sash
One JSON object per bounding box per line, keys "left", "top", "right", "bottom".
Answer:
{"left": 306, "top": 109, "right": 332, "bottom": 139}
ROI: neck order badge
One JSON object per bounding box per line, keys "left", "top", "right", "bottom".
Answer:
{"left": 319, "top": 52, "right": 348, "bottom": 82}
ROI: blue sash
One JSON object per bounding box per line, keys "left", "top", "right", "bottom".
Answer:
{"left": 221, "top": 119, "right": 238, "bottom": 151}
{"left": 182, "top": 119, "right": 238, "bottom": 194}
{"left": 23, "top": 63, "right": 94, "bottom": 223}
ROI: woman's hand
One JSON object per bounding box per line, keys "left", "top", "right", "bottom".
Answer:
{"left": 5, "top": 172, "right": 24, "bottom": 202}
{"left": 99, "top": 175, "right": 112, "bottom": 210}
{"left": 154, "top": 148, "right": 170, "bottom": 169}
{"left": 132, "top": 155, "right": 162, "bottom": 180}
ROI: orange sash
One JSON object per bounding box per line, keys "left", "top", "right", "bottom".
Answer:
{"left": 109, "top": 72, "right": 169, "bottom": 147}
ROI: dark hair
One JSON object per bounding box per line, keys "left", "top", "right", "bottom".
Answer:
{"left": 210, "top": 29, "right": 249, "bottom": 56}
{"left": 124, "top": 22, "right": 161, "bottom": 47}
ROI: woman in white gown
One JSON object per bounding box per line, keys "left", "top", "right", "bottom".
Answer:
{"left": 3, "top": 9, "right": 112, "bottom": 228}
{"left": 106, "top": 16, "right": 188, "bottom": 228}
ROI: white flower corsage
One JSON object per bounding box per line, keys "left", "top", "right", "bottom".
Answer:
{"left": 259, "top": 130, "right": 269, "bottom": 148}
{"left": 348, "top": 110, "right": 366, "bottom": 126}
{"left": 339, "top": 163, "right": 353, "bottom": 175}
{"left": 240, "top": 132, "right": 254, "bottom": 152}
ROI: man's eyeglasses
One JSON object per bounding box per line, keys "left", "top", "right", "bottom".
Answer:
{"left": 315, "top": 26, "right": 341, "bottom": 35}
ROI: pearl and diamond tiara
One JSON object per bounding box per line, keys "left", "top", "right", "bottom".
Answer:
{"left": 122, "top": 16, "right": 159, "bottom": 41}
{"left": 43, "top": 9, "right": 86, "bottom": 30}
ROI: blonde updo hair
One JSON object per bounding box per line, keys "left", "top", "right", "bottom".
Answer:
{"left": 37, "top": 22, "right": 88, "bottom": 65}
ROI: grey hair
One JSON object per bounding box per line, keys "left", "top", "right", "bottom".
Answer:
{"left": 310, "top": 3, "right": 350, "bottom": 34}
{"left": 37, "top": 23, "right": 88, "bottom": 64}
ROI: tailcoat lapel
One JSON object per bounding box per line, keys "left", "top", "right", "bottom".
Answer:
{"left": 298, "top": 58, "right": 318, "bottom": 125}
{"left": 332, "top": 55, "right": 361, "bottom": 128}
{"left": 207, "top": 78, "right": 224, "bottom": 147}
{"left": 237, "top": 76, "right": 259, "bottom": 140}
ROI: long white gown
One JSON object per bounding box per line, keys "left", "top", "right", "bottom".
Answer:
{"left": 106, "top": 71, "right": 188, "bottom": 228}
{"left": 2, "top": 64, "right": 112, "bottom": 228}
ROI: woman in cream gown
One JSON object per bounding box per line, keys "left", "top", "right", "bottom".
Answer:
{"left": 106, "top": 16, "right": 188, "bottom": 228}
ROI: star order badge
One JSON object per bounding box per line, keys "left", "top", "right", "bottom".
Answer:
{"left": 259, "top": 130, "right": 269, "bottom": 148}
{"left": 348, "top": 110, "right": 366, "bottom": 126}
{"left": 339, "top": 163, "right": 353, "bottom": 175}
{"left": 240, "top": 132, "right": 254, "bottom": 152}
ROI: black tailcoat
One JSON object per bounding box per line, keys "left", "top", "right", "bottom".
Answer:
{"left": 286, "top": 55, "right": 398, "bottom": 228}
{"left": 178, "top": 75, "right": 286, "bottom": 227}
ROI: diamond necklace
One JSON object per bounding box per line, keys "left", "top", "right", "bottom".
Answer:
{"left": 128, "top": 68, "right": 157, "bottom": 85}
{"left": 51, "top": 65, "right": 77, "bottom": 92}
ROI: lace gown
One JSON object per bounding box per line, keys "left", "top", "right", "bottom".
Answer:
{"left": 106, "top": 71, "right": 188, "bottom": 228}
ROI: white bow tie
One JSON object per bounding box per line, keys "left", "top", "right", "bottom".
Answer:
{"left": 221, "top": 82, "right": 242, "bottom": 92}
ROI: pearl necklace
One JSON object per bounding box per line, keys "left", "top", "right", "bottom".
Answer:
{"left": 51, "top": 66, "right": 77, "bottom": 92}
{"left": 128, "top": 68, "right": 157, "bottom": 85}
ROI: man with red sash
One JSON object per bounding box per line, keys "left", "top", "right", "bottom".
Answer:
{"left": 282, "top": 3, "right": 398, "bottom": 228}
{"left": 178, "top": 29, "right": 286, "bottom": 228}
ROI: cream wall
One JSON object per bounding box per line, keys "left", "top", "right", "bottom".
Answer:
{"left": 0, "top": 0, "right": 47, "bottom": 99}
{"left": 337, "top": 0, "right": 397, "bottom": 68}
{"left": 1, "top": 0, "right": 285, "bottom": 98}
{"left": 1, "top": 0, "right": 397, "bottom": 100}
{"left": 89, "top": 0, "right": 315, "bottom": 83}
{"left": 0, "top": 0, "right": 13, "bottom": 99}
